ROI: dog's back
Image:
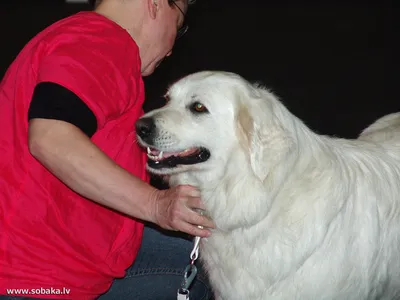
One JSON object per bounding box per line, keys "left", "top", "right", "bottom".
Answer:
{"left": 356, "top": 112, "right": 400, "bottom": 299}
{"left": 359, "top": 112, "right": 400, "bottom": 146}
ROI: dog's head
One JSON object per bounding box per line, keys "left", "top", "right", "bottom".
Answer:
{"left": 136, "top": 71, "right": 294, "bottom": 183}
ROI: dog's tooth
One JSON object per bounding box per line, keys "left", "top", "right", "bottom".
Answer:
{"left": 147, "top": 147, "right": 151, "bottom": 154}
{"left": 158, "top": 151, "right": 163, "bottom": 159}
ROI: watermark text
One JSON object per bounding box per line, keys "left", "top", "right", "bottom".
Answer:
{"left": 6, "top": 287, "right": 70, "bottom": 296}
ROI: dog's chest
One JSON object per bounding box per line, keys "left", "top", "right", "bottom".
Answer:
{"left": 200, "top": 233, "right": 268, "bottom": 300}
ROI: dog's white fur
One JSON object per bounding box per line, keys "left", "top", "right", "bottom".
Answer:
{"left": 139, "top": 71, "right": 400, "bottom": 300}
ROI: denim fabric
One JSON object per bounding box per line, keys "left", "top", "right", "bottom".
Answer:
{"left": 98, "top": 224, "right": 212, "bottom": 300}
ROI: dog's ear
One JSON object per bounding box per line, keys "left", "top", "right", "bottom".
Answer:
{"left": 236, "top": 106, "right": 254, "bottom": 152}
{"left": 238, "top": 95, "right": 294, "bottom": 183}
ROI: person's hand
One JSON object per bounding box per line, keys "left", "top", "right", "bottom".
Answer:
{"left": 150, "top": 185, "right": 215, "bottom": 237}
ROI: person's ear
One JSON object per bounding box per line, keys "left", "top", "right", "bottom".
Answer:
{"left": 147, "top": 0, "right": 158, "bottom": 19}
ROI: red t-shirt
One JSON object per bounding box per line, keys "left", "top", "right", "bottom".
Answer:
{"left": 0, "top": 11, "right": 149, "bottom": 299}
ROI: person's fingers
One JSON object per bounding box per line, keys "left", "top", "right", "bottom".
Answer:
{"left": 186, "top": 196, "right": 207, "bottom": 211}
{"left": 177, "top": 221, "right": 212, "bottom": 238}
{"left": 153, "top": 185, "right": 215, "bottom": 235}
{"left": 175, "top": 187, "right": 214, "bottom": 229}
{"left": 175, "top": 184, "right": 201, "bottom": 198}
{"left": 162, "top": 198, "right": 214, "bottom": 233}
{"left": 180, "top": 207, "right": 215, "bottom": 229}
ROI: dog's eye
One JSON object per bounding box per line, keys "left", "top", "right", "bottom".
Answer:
{"left": 190, "top": 102, "right": 208, "bottom": 114}
{"left": 163, "top": 94, "right": 170, "bottom": 103}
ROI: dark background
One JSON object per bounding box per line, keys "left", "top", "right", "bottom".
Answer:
{"left": 1, "top": 1, "right": 397, "bottom": 187}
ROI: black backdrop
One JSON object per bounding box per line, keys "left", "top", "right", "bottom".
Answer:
{"left": 1, "top": 0, "right": 397, "bottom": 187}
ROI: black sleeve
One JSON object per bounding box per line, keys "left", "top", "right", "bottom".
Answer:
{"left": 28, "top": 82, "right": 98, "bottom": 138}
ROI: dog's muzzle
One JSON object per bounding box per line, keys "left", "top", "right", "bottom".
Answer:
{"left": 135, "top": 117, "right": 211, "bottom": 169}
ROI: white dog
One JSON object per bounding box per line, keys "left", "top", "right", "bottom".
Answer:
{"left": 136, "top": 71, "right": 400, "bottom": 300}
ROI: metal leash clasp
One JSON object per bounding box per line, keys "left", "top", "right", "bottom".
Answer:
{"left": 177, "top": 222, "right": 204, "bottom": 300}
{"left": 177, "top": 263, "right": 198, "bottom": 299}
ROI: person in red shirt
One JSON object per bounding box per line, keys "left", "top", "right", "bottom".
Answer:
{"left": 0, "top": 0, "right": 214, "bottom": 299}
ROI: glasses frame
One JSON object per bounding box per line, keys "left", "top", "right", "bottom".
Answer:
{"left": 169, "top": 0, "right": 189, "bottom": 40}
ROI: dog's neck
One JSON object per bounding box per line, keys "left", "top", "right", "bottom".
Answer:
{"left": 168, "top": 145, "right": 303, "bottom": 231}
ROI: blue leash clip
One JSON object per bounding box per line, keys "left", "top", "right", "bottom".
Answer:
{"left": 177, "top": 264, "right": 198, "bottom": 299}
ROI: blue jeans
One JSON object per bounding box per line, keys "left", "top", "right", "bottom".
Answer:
{"left": 0, "top": 224, "right": 212, "bottom": 300}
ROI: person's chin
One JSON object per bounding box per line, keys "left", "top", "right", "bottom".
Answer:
{"left": 142, "top": 62, "right": 160, "bottom": 77}
{"left": 141, "top": 66, "right": 155, "bottom": 77}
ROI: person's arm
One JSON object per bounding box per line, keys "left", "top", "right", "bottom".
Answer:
{"left": 29, "top": 118, "right": 154, "bottom": 219}
{"left": 28, "top": 119, "right": 213, "bottom": 237}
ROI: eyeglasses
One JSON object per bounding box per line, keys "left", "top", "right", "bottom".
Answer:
{"left": 169, "top": 0, "right": 189, "bottom": 40}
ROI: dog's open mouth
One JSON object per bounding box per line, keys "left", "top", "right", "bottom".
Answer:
{"left": 146, "top": 146, "right": 210, "bottom": 169}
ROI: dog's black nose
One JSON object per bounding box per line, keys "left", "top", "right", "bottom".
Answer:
{"left": 135, "top": 117, "right": 156, "bottom": 141}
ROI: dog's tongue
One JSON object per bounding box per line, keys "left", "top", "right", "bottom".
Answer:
{"left": 149, "top": 147, "right": 198, "bottom": 158}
